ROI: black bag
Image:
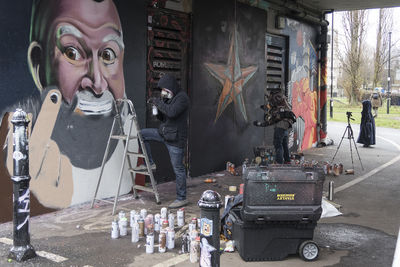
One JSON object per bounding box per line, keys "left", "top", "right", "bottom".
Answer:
{"left": 221, "top": 194, "right": 243, "bottom": 240}
{"left": 159, "top": 124, "right": 178, "bottom": 142}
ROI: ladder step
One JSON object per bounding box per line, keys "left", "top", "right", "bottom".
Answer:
{"left": 129, "top": 168, "right": 150, "bottom": 175}
{"left": 94, "top": 199, "right": 114, "bottom": 204}
{"left": 127, "top": 152, "right": 146, "bottom": 157}
{"left": 110, "top": 135, "right": 138, "bottom": 140}
{"left": 133, "top": 185, "right": 156, "bottom": 193}
{"left": 91, "top": 98, "right": 161, "bottom": 214}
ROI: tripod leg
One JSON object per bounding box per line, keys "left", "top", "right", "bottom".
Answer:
{"left": 350, "top": 131, "right": 364, "bottom": 170}
{"left": 332, "top": 126, "right": 348, "bottom": 162}
{"left": 348, "top": 128, "right": 355, "bottom": 170}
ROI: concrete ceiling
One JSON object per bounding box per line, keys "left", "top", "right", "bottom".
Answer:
{"left": 301, "top": 0, "right": 400, "bottom": 12}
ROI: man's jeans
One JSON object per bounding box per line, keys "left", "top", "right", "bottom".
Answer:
{"left": 273, "top": 127, "right": 290, "bottom": 164}
{"left": 140, "top": 128, "right": 186, "bottom": 201}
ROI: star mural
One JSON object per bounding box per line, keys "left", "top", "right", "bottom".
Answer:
{"left": 204, "top": 28, "right": 258, "bottom": 123}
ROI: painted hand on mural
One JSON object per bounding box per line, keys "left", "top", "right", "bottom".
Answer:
{"left": 7, "top": 90, "right": 73, "bottom": 208}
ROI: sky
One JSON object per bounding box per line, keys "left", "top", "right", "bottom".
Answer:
{"left": 327, "top": 7, "right": 400, "bottom": 51}
{"left": 326, "top": 8, "right": 400, "bottom": 90}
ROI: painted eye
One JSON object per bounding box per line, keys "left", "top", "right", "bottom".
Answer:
{"left": 100, "top": 48, "right": 116, "bottom": 64}
{"left": 63, "top": 47, "right": 82, "bottom": 61}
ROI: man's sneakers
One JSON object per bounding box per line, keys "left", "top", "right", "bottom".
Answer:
{"left": 133, "top": 163, "right": 156, "bottom": 172}
{"left": 168, "top": 199, "right": 189, "bottom": 209}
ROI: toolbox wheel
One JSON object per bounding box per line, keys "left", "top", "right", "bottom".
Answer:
{"left": 299, "top": 240, "right": 319, "bottom": 261}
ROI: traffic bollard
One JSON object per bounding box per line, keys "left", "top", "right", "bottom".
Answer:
{"left": 8, "top": 109, "right": 36, "bottom": 262}
{"left": 198, "top": 190, "right": 223, "bottom": 267}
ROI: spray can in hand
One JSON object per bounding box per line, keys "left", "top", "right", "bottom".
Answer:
{"left": 152, "top": 105, "right": 158, "bottom": 115}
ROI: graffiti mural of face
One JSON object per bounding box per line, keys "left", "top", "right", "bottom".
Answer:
{"left": 28, "top": 0, "right": 126, "bottom": 168}
{"left": 51, "top": 0, "right": 125, "bottom": 114}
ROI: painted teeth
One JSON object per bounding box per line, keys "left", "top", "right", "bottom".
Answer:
{"left": 75, "top": 90, "right": 114, "bottom": 115}
{"left": 77, "top": 99, "right": 113, "bottom": 115}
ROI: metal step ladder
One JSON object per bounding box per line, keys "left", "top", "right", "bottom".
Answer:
{"left": 91, "top": 98, "right": 161, "bottom": 215}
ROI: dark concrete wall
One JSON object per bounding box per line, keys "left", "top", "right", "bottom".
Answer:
{"left": 190, "top": 0, "right": 266, "bottom": 176}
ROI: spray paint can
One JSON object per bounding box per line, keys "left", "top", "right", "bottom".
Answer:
{"left": 181, "top": 233, "right": 188, "bottom": 253}
{"left": 144, "top": 214, "right": 153, "bottom": 235}
{"left": 167, "top": 228, "right": 175, "bottom": 250}
{"left": 134, "top": 214, "right": 141, "bottom": 225}
{"left": 138, "top": 219, "right": 145, "bottom": 238}
{"left": 152, "top": 105, "right": 158, "bottom": 115}
{"left": 140, "top": 209, "right": 147, "bottom": 220}
{"left": 146, "top": 233, "right": 154, "bottom": 254}
{"left": 159, "top": 229, "right": 167, "bottom": 253}
{"left": 190, "top": 229, "right": 198, "bottom": 241}
{"left": 226, "top": 161, "right": 231, "bottom": 171}
{"left": 160, "top": 207, "right": 168, "bottom": 220}
{"left": 192, "top": 218, "right": 198, "bottom": 229}
{"left": 190, "top": 236, "right": 200, "bottom": 263}
{"left": 189, "top": 221, "right": 196, "bottom": 233}
{"left": 111, "top": 220, "right": 119, "bottom": 239}
{"left": 161, "top": 220, "right": 168, "bottom": 230}
{"left": 328, "top": 181, "right": 334, "bottom": 201}
{"left": 186, "top": 233, "right": 191, "bottom": 253}
{"left": 118, "top": 210, "right": 126, "bottom": 221}
{"left": 168, "top": 213, "right": 175, "bottom": 229}
{"left": 149, "top": 223, "right": 155, "bottom": 235}
{"left": 130, "top": 210, "right": 137, "bottom": 227}
{"left": 154, "top": 213, "right": 161, "bottom": 232}
{"left": 177, "top": 208, "right": 185, "bottom": 227}
{"left": 131, "top": 221, "right": 139, "bottom": 243}
{"left": 119, "top": 217, "right": 128, "bottom": 236}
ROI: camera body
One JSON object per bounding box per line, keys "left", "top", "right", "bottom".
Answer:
{"left": 346, "top": 111, "right": 352, "bottom": 118}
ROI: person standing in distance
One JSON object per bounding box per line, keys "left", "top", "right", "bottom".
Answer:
{"left": 370, "top": 90, "right": 382, "bottom": 118}
{"left": 135, "top": 74, "right": 190, "bottom": 209}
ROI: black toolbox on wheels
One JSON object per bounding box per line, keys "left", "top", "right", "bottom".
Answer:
{"left": 231, "top": 208, "right": 316, "bottom": 261}
{"left": 241, "top": 165, "right": 325, "bottom": 223}
{"left": 231, "top": 164, "right": 325, "bottom": 261}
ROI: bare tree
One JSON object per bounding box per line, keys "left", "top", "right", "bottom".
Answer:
{"left": 361, "top": 45, "right": 374, "bottom": 89}
{"left": 373, "top": 8, "right": 393, "bottom": 88}
{"left": 338, "top": 10, "right": 368, "bottom": 104}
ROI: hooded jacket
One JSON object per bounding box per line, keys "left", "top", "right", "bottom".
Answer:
{"left": 153, "top": 74, "right": 189, "bottom": 148}
{"left": 357, "top": 100, "right": 376, "bottom": 146}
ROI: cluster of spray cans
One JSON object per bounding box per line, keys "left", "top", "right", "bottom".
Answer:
{"left": 180, "top": 217, "right": 201, "bottom": 263}
{"left": 111, "top": 207, "right": 189, "bottom": 254}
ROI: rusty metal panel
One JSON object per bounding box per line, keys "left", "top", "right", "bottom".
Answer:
{"left": 146, "top": 7, "right": 190, "bottom": 183}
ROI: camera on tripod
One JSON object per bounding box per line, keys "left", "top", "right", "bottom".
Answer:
{"left": 346, "top": 111, "right": 354, "bottom": 121}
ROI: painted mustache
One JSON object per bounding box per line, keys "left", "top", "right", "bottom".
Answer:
{"left": 74, "top": 90, "right": 114, "bottom": 115}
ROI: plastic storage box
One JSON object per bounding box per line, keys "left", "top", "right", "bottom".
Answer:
{"left": 241, "top": 165, "right": 325, "bottom": 222}
{"left": 231, "top": 208, "right": 317, "bottom": 261}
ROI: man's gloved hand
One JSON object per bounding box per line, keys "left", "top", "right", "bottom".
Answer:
{"left": 147, "top": 97, "right": 157, "bottom": 105}
{"left": 253, "top": 120, "right": 262, "bottom": 126}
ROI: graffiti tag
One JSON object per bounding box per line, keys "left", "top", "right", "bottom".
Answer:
{"left": 17, "top": 189, "right": 30, "bottom": 230}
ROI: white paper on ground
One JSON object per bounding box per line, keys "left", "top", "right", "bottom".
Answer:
{"left": 321, "top": 198, "right": 342, "bottom": 218}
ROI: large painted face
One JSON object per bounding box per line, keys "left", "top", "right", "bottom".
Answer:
{"left": 47, "top": 0, "right": 125, "bottom": 114}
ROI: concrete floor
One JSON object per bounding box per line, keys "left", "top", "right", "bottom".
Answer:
{"left": 0, "top": 121, "right": 399, "bottom": 266}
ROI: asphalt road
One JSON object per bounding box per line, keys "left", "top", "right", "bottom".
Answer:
{"left": 0, "top": 121, "right": 399, "bottom": 266}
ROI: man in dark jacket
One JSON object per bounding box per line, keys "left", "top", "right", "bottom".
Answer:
{"left": 253, "top": 91, "right": 296, "bottom": 164}
{"left": 135, "top": 74, "right": 189, "bottom": 208}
